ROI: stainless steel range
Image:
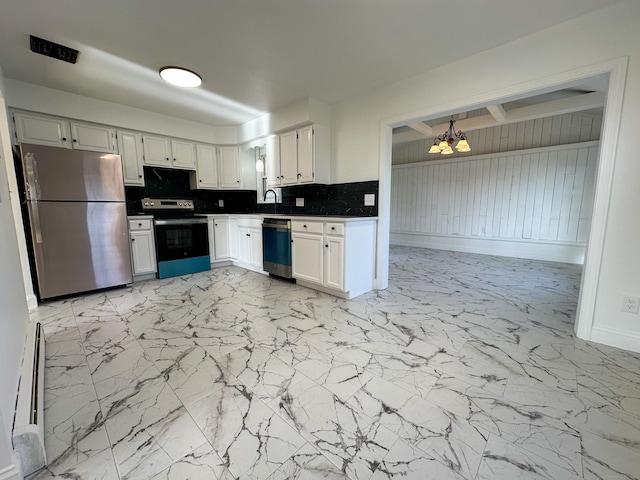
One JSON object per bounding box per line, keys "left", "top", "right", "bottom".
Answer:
{"left": 141, "top": 198, "right": 210, "bottom": 279}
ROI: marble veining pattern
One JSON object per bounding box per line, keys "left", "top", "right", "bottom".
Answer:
{"left": 28, "top": 246, "right": 640, "bottom": 479}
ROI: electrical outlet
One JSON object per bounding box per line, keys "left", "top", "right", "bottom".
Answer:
{"left": 621, "top": 295, "right": 640, "bottom": 314}
{"left": 218, "top": 199, "right": 224, "bottom": 207}
{"left": 296, "top": 198, "right": 304, "bottom": 207}
{"left": 364, "top": 193, "right": 375, "bottom": 206}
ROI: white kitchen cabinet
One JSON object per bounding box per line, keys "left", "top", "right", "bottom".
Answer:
{"left": 292, "top": 218, "right": 376, "bottom": 299}
{"left": 142, "top": 134, "right": 172, "bottom": 167}
{"left": 128, "top": 218, "right": 156, "bottom": 277}
{"left": 70, "top": 122, "right": 116, "bottom": 153}
{"left": 142, "top": 135, "right": 196, "bottom": 170}
{"left": 13, "top": 111, "right": 70, "bottom": 148}
{"left": 324, "top": 234, "right": 345, "bottom": 291}
{"left": 206, "top": 216, "right": 232, "bottom": 264}
{"left": 234, "top": 217, "right": 263, "bottom": 272}
{"left": 117, "top": 130, "right": 145, "bottom": 186}
{"left": 13, "top": 112, "right": 116, "bottom": 154}
{"left": 279, "top": 130, "right": 299, "bottom": 185}
{"left": 297, "top": 125, "right": 315, "bottom": 183}
{"left": 218, "top": 146, "right": 242, "bottom": 188}
{"left": 213, "top": 218, "right": 230, "bottom": 260}
{"left": 292, "top": 230, "right": 324, "bottom": 284}
{"left": 191, "top": 144, "right": 219, "bottom": 189}
{"left": 268, "top": 124, "right": 330, "bottom": 187}
{"left": 171, "top": 139, "right": 196, "bottom": 170}
{"left": 265, "top": 135, "right": 281, "bottom": 187}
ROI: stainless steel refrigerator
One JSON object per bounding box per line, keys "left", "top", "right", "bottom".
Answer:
{"left": 20, "top": 143, "right": 132, "bottom": 300}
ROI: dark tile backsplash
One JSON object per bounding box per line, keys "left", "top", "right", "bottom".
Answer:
{"left": 126, "top": 166, "right": 378, "bottom": 217}
{"left": 256, "top": 181, "right": 379, "bottom": 217}
{"left": 125, "top": 167, "right": 256, "bottom": 215}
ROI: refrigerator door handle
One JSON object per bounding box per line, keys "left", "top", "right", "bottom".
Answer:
{"left": 24, "top": 153, "right": 41, "bottom": 201}
{"left": 31, "top": 202, "right": 43, "bottom": 244}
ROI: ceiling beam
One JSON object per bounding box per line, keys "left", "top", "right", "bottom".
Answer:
{"left": 487, "top": 104, "right": 507, "bottom": 122}
{"left": 393, "top": 91, "right": 606, "bottom": 144}
{"left": 408, "top": 122, "right": 433, "bottom": 137}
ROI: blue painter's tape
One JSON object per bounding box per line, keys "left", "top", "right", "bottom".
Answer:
{"left": 157, "top": 256, "right": 210, "bottom": 279}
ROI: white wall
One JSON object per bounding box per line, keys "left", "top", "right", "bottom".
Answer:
{"left": 0, "top": 67, "right": 30, "bottom": 478}
{"left": 5, "top": 80, "right": 238, "bottom": 145}
{"left": 391, "top": 142, "right": 598, "bottom": 264}
{"left": 330, "top": 0, "right": 640, "bottom": 352}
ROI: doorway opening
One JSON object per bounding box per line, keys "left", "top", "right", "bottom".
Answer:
{"left": 376, "top": 58, "right": 628, "bottom": 342}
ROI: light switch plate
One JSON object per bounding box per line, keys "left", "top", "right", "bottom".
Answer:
{"left": 296, "top": 198, "right": 304, "bottom": 207}
{"left": 218, "top": 199, "right": 224, "bottom": 207}
{"left": 364, "top": 193, "right": 375, "bottom": 206}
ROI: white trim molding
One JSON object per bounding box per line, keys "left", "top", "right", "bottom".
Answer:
{"left": 391, "top": 233, "right": 585, "bottom": 265}
{"left": 590, "top": 325, "right": 640, "bottom": 354}
{"left": 0, "top": 463, "right": 22, "bottom": 480}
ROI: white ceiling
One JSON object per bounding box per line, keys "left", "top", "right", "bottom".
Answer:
{"left": 0, "top": 0, "right": 622, "bottom": 126}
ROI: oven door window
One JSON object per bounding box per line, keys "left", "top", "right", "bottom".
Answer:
{"left": 155, "top": 223, "right": 209, "bottom": 262}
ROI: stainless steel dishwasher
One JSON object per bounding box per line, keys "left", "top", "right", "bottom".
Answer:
{"left": 262, "top": 218, "right": 293, "bottom": 279}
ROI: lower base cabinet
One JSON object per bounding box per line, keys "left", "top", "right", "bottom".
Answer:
{"left": 235, "top": 217, "right": 263, "bottom": 272}
{"left": 292, "top": 219, "right": 376, "bottom": 299}
{"left": 207, "top": 216, "right": 231, "bottom": 262}
{"left": 128, "top": 217, "right": 156, "bottom": 277}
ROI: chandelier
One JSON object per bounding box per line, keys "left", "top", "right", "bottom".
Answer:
{"left": 428, "top": 119, "right": 471, "bottom": 155}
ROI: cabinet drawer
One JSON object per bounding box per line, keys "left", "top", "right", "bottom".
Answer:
{"left": 292, "top": 220, "right": 323, "bottom": 234}
{"left": 129, "top": 219, "right": 152, "bottom": 231}
{"left": 325, "top": 223, "right": 345, "bottom": 236}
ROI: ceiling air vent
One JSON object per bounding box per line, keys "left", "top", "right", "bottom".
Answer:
{"left": 29, "top": 35, "right": 79, "bottom": 64}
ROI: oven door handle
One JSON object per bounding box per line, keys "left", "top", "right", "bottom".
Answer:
{"left": 154, "top": 218, "right": 209, "bottom": 226}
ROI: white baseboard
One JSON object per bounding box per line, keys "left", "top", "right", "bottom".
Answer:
{"left": 390, "top": 232, "right": 585, "bottom": 264}
{"left": 26, "top": 294, "right": 38, "bottom": 311}
{"left": 0, "top": 463, "right": 22, "bottom": 480}
{"left": 590, "top": 325, "right": 640, "bottom": 354}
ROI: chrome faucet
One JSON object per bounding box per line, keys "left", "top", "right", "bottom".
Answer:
{"left": 263, "top": 189, "right": 278, "bottom": 202}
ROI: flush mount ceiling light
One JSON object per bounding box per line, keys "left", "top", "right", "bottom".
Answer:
{"left": 428, "top": 119, "right": 471, "bottom": 155}
{"left": 159, "top": 66, "right": 202, "bottom": 88}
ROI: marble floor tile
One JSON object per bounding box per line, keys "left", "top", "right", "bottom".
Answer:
{"left": 27, "top": 448, "right": 119, "bottom": 480}
{"left": 33, "top": 246, "right": 640, "bottom": 480}
{"left": 476, "top": 434, "right": 582, "bottom": 480}
{"left": 148, "top": 443, "right": 230, "bottom": 480}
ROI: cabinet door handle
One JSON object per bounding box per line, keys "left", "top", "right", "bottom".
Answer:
{"left": 325, "top": 244, "right": 328, "bottom": 248}
{"left": 138, "top": 175, "right": 142, "bottom": 178}
{"left": 297, "top": 173, "right": 302, "bottom": 177}
{"left": 61, "top": 137, "right": 67, "bottom": 141}
{"left": 138, "top": 223, "right": 142, "bottom": 227}
{"left": 237, "top": 180, "right": 240, "bottom": 183}
{"left": 73, "top": 139, "right": 77, "bottom": 143}
{"left": 166, "top": 157, "right": 170, "bottom": 161}
{"left": 331, "top": 227, "right": 335, "bottom": 230}
{"left": 199, "top": 179, "right": 202, "bottom": 182}
{"left": 246, "top": 233, "right": 250, "bottom": 237}
{"left": 303, "top": 225, "right": 307, "bottom": 228}
{"left": 173, "top": 158, "right": 176, "bottom": 161}
{"left": 131, "top": 238, "right": 135, "bottom": 242}
{"left": 215, "top": 223, "right": 218, "bottom": 226}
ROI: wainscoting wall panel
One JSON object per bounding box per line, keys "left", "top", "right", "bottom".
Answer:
{"left": 390, "top": 141, "right": 599, "bottom": 263}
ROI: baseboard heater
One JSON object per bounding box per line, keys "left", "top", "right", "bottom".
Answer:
{"left": 12, "top": 322, "right": 46, "bottom": 477}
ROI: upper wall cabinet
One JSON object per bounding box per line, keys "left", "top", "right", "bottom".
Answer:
{"left": 267, "top": 124, "right": 329, "bottom": 187}
{"left": 117, "top": 130, "right": 145, "bottom": 186}
{"left": 218, "top": 146, "right": 242, "bottom": 188}
{"left": 142, "top": 134, "right": 196, "bottom": 170}
{"left": 13, "top": 112, "right": 116, "bottom": 153}
{"left": 190, "top": 145, "right": 243, "bottom": 190}
{"left": 190, "top": 144, "right": 219, "bottom": 189}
